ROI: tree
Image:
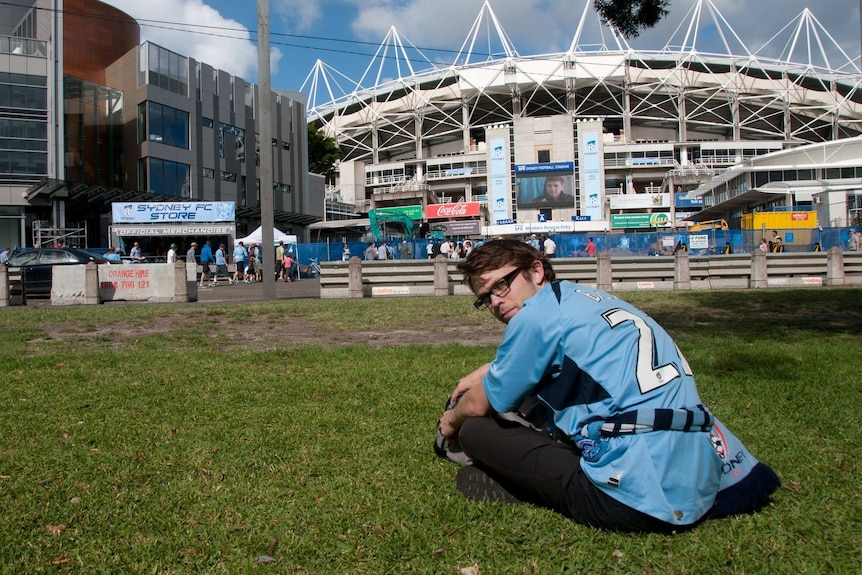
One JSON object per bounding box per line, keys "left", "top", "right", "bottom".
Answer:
{"left": 594, "top": 0, "right": 670, "bottom": 38}
{"left": 307, "top": 124, "right": 341, "bottom": 182}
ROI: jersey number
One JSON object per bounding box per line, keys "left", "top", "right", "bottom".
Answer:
{"left": 603, "top": 308, "right": 693, "bottom": 394}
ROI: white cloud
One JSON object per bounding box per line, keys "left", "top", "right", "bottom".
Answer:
{"left": 102, "top": 0, "right": 283, "bottom": 81}
{"left": 274, "top": 0, "right": 323, "bottom": 32}
{"left": 341, "top": 0, "right": 859, "bottom": 69}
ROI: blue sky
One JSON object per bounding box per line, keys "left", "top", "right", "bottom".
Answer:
{"left": 101, "top": 0, "right": 861, "bottom": 98}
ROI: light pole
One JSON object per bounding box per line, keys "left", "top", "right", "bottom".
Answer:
{"left": 258, "top": 0, "right": 275, "bottom": 298}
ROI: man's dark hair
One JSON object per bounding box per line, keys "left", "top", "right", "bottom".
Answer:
{"left": 546, "top": 175, "right": 565, "bottom": 185}
{"left": 457, "top": 239, "right": 555, "bottom": 293}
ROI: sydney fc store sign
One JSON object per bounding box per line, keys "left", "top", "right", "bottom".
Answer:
{"left": 112, "top": 202, "right": 236, "bottom": 224}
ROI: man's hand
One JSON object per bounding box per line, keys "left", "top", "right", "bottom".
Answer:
{"left": 439, "top": 408, "right": 460, "bottom": 439}
{"left": 439, "top": 380, "right": 493, "bottom": 439}
{"left": 450, "top": 363, "right": 490, "bottom": 403}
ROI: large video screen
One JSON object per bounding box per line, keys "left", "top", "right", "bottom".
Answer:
{"left": 517, "top": 173, "right": 575, "bottom": 208}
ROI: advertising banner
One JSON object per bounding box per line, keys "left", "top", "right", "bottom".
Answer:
{"left": 112, "top": 202, "right": 235, "bottom": 224}
{"left": 485, "top": 221, "right": 575, "bottom": 236}
{"left": 111, "top": 224, "right": 235, "bottom": 236}
{"left": 578, "top": 125, "right": 604, "bottom": 220}
{"left": 372, "top": 205, "right": 423, "bottom": 220}
{"left": 426, "top": 202, "right": 481, "bottom": 219}
{"left": 610, "top": 213, "right": 671, "bottom": 229}
{"left": 489, "top": 137, "right": 510, "bottom": 223}
{"left": 610, "top": 193, "right": 670, "bottom": 210}
{"left": 514, "top": 162, "right": 575, "bottom": 174}
{"left": 431, "top": 220, "right": 482, "bottom": 236}
{"left": 675, "top": 193, "right": 704, "bottom": 208}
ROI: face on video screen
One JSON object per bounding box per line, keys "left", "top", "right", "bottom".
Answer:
{"left": 517, "top": 174, "right": 574, "bottom": 208}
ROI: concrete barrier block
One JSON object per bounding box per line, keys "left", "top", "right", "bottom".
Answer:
{"left": 186, "top": 263, "right": 198, "bottom": 302}
{"left": 0, "top": 263, "right": 7, "bottom": 307}
{"left": 98, "top": 264, "right": 180, "bottom": 303}
{"left": 674, "top": 251, "right": 691, "bottom": 290}
{"left": 348, "top": 257, "right": 363, "bottom": 298}
{"left": 434, "top": 255, "right": 449, "bottom": 296}
{"left": 51, "top": 265, "right": 91, "bottom": 305}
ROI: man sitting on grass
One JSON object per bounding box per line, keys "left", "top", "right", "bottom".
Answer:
{"left": 436, "top": 239, "right": 779, "bottom": 532}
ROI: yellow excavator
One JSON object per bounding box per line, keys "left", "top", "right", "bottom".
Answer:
{"left": 688, "top": 219, "right": 729, "bottom": 232}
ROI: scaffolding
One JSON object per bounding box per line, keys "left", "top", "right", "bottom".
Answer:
{"left": 32, "top": 220, "right": 89, "bottom": 248}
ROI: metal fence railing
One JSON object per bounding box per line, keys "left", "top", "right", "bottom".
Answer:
{"left": 296, "top": 227, "right": 860, "bottom": 264}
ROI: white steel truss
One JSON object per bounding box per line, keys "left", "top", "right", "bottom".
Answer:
{"left": 303, "top": 0, "right": 862, "bottom": 165}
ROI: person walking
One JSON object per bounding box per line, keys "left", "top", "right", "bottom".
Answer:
{"left": 585, "top": 237, "right": 597, "bottom": 257}
{"left": 212, "top": 242, "right": 228, "bottom": 286}
{"left": 847, "top": 230, "right": 859, "bottom": 252}
{"left": 543, "top": 235, "right": 556, "bottom": 257}
{"left": 275, "top": 241, "right": 285, "bottom": 280}
{"left": 399, "top": 240, "right": 412, "bottom": 260}
{"left": 199, "top": 240, "right": 214, "bottom": 287}
{"left": 232, "top": 241, "right": 248, "bottom": 284}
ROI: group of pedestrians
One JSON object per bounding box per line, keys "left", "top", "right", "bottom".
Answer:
{"left": 363, "top": 240, "right": 414, "bottom": 260}
{"left": 425, "top": 239, "right": 477, "bottom": 260}
{"left": 194, "top": 240, "right": 267, "bottom": 288}
{"left": 523, "top": 233, "right": 557, "bottom": 257}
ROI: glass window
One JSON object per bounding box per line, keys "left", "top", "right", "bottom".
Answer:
{"left": 202, "top": 117, "right": 213, "bottom": 128}
{"left": 40, "top": 250, "right": 73, "bottom": 264}
{"left": 137, "top": 102, "right": 146, "bottom": 143}
{"left": 218, "top": 123, "right": 245, "bottom": 161}
{"left": 148, "top": 103, "right": 163, "bottom": 142}
{"left": 145, "top": 43, "right": 189, "bottom": 96}
{"left": 146, "top": 101, "right": 189, "bottom": 149}
{"left": 148, "top": 158, "right": 190, "bottom": 197}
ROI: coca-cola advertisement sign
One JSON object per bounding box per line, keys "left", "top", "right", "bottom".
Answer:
{"left": 427, "top": 202, "right": 480, "bottom": 219}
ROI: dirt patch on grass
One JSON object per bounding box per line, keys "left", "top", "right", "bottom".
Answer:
{"left": 36, "top": 313, "right": 505, "bottom": 350}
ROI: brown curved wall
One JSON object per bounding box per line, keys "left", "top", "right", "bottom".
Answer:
{"left": 63, "top": 0, "right": 140, "bottom": 85}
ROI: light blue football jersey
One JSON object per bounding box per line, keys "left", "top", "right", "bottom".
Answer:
{"left": 482, "top": 282, "right": 721, "bottom": 525}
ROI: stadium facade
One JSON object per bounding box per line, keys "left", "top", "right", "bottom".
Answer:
{"left": 306, "top": 0, "right": 862, "bottom": 239}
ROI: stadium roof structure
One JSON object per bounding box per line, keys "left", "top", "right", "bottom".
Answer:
{"left": 302, "top": 0, "right": 862, "bottom": 165}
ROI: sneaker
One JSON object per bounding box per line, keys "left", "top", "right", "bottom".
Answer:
{"left": 455, "top": 466, "right": 520, "bottom": 504}
{"left": 435, "top": 396, "right": 473, "bottom": 465}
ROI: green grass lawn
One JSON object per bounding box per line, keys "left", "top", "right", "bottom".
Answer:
{"left": 0, "top": 289, "right": 860, "bottom": 574}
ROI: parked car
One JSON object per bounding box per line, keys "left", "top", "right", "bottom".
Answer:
{"left": 6, "top": 247, "right": 109, "bottom": 297}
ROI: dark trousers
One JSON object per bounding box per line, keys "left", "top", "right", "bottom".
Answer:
{"left": 458, "top": 417, "right": 677, "bottom": 532}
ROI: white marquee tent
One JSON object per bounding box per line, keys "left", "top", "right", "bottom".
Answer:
{"left": 235, "top": 226, "right": 297, "bottom": 247}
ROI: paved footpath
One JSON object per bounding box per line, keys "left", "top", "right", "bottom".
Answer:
{"left": 196, "top": 277, "right": 321, "bottom": 303}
